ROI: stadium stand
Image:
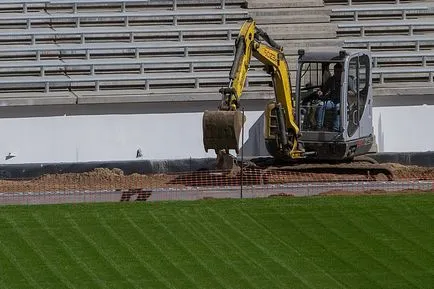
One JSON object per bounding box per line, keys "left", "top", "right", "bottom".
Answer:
{"left": 0, "top": 0, "right": 260, "bottom": 102}
{"left": 0, "top": 0, "right": 433, "bottom": 104}
{"left": 330, "top": 4, "right": 428, "bottom": 21}
{"left": 326, "top": 0, "right": 434, "bottom": 90}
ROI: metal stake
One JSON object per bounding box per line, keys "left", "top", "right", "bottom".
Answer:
{"left": 240, "top": 107, "right": 245, "bottom": 199}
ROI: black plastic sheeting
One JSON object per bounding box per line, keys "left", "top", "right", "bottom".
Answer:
{"left": 0, "top": 158, "right": 217, "bottom": 180}
{"left": 0, "top": 152, "right": 432, "bottom": 180}
{"left": 369, "top": 152, "right": 434, "bottom": 168}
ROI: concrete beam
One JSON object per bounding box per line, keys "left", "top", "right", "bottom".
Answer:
{"left": 0, "top": 92, "right": 77, "bottom": 107}
{"left": 246, "top": 0, "right": 324, "bottom": 9}
{"left": 74, "top": 87, "right": 274, "bottom": 105}
{"left": 250, "top": 7, "right": 330, "bottom": 24}
{"left": 258, "top": 23, "right": 336, "bottom": 40}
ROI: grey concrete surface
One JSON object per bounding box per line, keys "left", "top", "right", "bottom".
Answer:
{"left": 259, "top": 23, "right": 336, "bottom": 40}
{"left": 0, "top": 92, "right": 78, "bottom": 107}
{"left": 0, "top": 180, "right": 432, "bottom": 206}
{"left": 250, "top": 7, "right": 330, "bottom": 24}
{"left": 246, "top": 0, "right": 323, "bottom": 9}
{"left": 74, "top": 87, "right": 274, "bottom": 105}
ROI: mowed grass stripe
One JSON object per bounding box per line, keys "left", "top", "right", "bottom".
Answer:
{"left": 121, "top": 210, "right": 202, "bottom": 289}
{"left": 311, "top": 202, "right": 418, "bottom": 288}
{"left": 124, "top": 207, "right": 233, "bottom": 289}
{"left": 191, "top": 206, "right": 287, "bottom": 289}
{"left": 348, "top": 202, "right": 433, "bottom": 286}
{"left": 385, "top": 199, "right": 434, "bottom": 245}
{"left": 308, "top": 201, "right": 425, "bottom": 288}
{"left": 173, "top": 209, "right": 261, "bottom": 289}
{"left": 31, "top": 212, "right": 109, "bottom": 289}
{"left": 0, "top": 215, "right": 71, "bottom": 289}
{"left": 0, "top": 195, "right": 432, "bottom": 289}
{"left": 201, "top": 206, "right": 299, "bottom": 288}
{"left": 335, "top": 197, "right": 434, "bottom": 272}
{"left": 65, "top": 212, "right": 144, "bottom": 289}
{"left": 272, "top": 207, "right": 383, "bottom": 288}
{"left": 0, "top": 238, "right": 42, "bottom": 289}
{"left": 3, "top": 216, "right": 77, "bottom": 289}
{"left": 357, "top": 201, "right": 434, "bottom": 261}
{"left": 47, "top": 209, "right": 137, "bottom": 288}
{"left": 207, "top": 206, "right": 315, "bottom": 289}
{"left": 94, "top": 211, "right": 177, "bottom": 289}
{"left": 383, "top": 202, "right": 434, "bottom": 255}
{"left": 147, "top": 210, "right": 231, "bottom": 289}
{"left": 0, "top": 278, "right": 7, "bottom": 289}
{"left": 234, "top": 206, "right": 348, "bottom": 289}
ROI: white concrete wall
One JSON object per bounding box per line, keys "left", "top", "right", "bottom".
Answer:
{"left": 0, "top": 106, "right": 264, "bottom": 164}
{"left": 0, "top": 104, "right": 432, "bottom": 164}
{"left": 373, "top": 104, "right": 434, "bottom": 153}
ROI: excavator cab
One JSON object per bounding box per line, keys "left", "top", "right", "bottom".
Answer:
{"left": 296, "top": 49, "right": 375, "bottom": 160}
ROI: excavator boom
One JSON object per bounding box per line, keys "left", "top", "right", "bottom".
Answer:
{"left": 203, "top": 20, "right": 304, "bottom": 162}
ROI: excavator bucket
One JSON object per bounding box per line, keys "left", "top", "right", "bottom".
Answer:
{"left": 203, "top": 110, "right": 246, "bottom": 154}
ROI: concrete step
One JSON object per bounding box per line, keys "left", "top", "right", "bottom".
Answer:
{"left": 247, "top": 0, "right": 324, "bottom": 9}
{"left": 250, "top": 7, "right": 330, "bottom": 24}
{"left": 260, "top": 23, "right": 337, "bottom": 40}
{"left": 373, "top": 83, "right": 434, "bottom": 98}
{"left": 279, "top": 39, "right": 344, "bottom": 52}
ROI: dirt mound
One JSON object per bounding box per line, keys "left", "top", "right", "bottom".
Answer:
{"left": 0, "top": 168, "right": 178, "bottom": 193}
{"left": 38, "top": 168, "right": 127, "bottom": 183}
{"left": 385, "top": 163, "right": 434, "bottom": 179}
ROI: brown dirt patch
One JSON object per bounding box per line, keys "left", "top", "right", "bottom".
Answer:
{"left": 0, "top": 163, "right": 433, "bottom": 194}
{"left": 384, "top": 163, "right": 434, "bottom": 180}
{"left": 0, "top": 168, "right": 181, "bottom": 193}
{"left": 319, "top": 189, "right": 433, "bottom": 196}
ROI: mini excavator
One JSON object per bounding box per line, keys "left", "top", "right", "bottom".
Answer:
{"left": 202, "top": 19, "right": 393, "bottom": 179}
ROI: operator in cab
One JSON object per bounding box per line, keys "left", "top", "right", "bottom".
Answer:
{"left": 315, "top": 62, "right": 343, "bottom": 132}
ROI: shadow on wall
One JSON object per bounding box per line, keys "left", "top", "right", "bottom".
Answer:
{"left": 240, "top": 113, "right": 270, "bottom": 157}
{"left": 378, "top": 114, "right": 385, "bottom": 153}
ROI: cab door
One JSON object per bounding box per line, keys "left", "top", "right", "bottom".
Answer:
{"left": 346, "top": 55, "right": 360, "bottom": 140}
{"left": 345, "top": 53, "right": 373, "bottom": 141}
{"left": 357, "top": 53, "right": 374, "bottom": 139}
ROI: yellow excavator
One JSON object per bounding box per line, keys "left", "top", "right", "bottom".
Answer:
{"left": 202, "top": 19, "right": 393, "bottom": 179}
{"left": 203, "top": 19, "right": 304, "bottom": 167}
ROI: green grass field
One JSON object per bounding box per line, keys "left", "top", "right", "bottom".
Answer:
{"left": 0, "top": 195, "right": 433, "bottom": 289}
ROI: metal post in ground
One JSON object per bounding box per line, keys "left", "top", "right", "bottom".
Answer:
{"left": 240, "top": 108, "right": 245, "bottom": 199}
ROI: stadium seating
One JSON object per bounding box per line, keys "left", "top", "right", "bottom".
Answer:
{"left": 326, "top": 0, "right": 434, "bottom": 87}
{"left": 0, "top": 0, "right": 433, "bottom": 104}
{"left": 0, "top": 0, "right": 258, "bottom": 99}
{"left": 337, "top": 20, "right": 434, "bottom": 37}
{"left": 330, "top": 4, "right": 429, "bottom": 21}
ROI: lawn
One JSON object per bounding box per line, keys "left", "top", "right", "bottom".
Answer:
{"left": 0, "top": 194, "right": 433, "bottom": 289}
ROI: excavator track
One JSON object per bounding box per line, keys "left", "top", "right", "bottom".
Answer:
{"left": 168, "top": 160, "right": 395, "bottom": 187}
{"left": 263, "top": 163, "right": 394, "bottom": 181}
{"left": 240, "top": 155, "right": 395, "bottom": 181}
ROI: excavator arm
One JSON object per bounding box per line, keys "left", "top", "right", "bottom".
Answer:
{"left": 203, "top": 20, "right": 304, "bottom": 163}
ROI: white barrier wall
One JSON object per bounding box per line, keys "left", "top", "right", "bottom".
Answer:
{"left": 373, "top": 105, "right": 434, "bottom": 153}
{"left": 0, "top": 104, "right": 432, "bottom": 164}
{"left": 0, "top": 101, "right": 266, "bottom": 164}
